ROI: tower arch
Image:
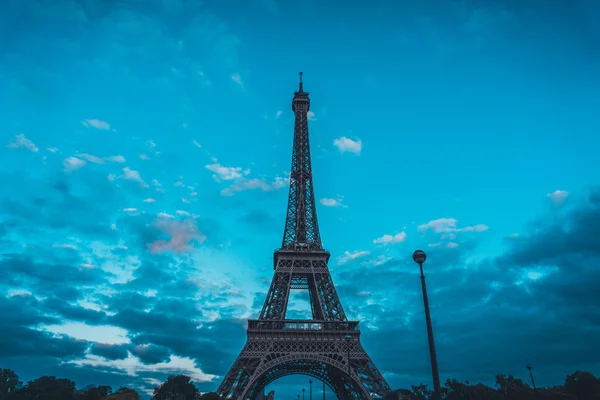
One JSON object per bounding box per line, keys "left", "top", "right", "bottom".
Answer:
{"left": 242, "top": 356, "right": 372, "bottom": 399}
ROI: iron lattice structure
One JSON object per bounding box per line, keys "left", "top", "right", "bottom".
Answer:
{"left": 217, "top": 74, "right": 391, "bottom": 400}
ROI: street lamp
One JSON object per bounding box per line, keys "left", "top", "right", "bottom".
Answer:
{"left": 413, "top": 249, "right": 441, "bottom": 400}
{"left": 323, "top": 380, "right": 326, "bottom": 400}
{"left": 344, "top": 333, "right": 352, "bottom": 391}
{"left": 309, "top": 380, "right": 313, "bottom": 400}
{"left": 302, "top": 388, "right": 305, "bottom": 400}
{"left": 526, "top": 364, "right": 537, "bottom": 390}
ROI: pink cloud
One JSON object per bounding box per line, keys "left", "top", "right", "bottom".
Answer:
{"left": 147, "top": 219, "right": 206, "bottom": 255}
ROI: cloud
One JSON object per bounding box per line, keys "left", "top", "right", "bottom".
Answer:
{"left": 417, "top": 218, "right": 488, "bottom": 233}
{"left": 192, "top": 140, "right": 202, "bottom": 148}
{"left": 320, "top": 196, "right": 347, "bottom": 208}
{"left": 275, "top": 110, "right": 282, "bottom": 119}
{"left": 63, "top": 157, "right": 86, "bottom": 172}
{"left": 130, "top": 344, "right": 171, "bottom": 365}
{"left": 147, "top": 218, "right": 206, "bottom": 255}
{"left": 77, "top": 153, "right": 106, "bottom": 164}
{"left": 547, "top": 189, "right": 569, "bottom": 205}
{"left": 106, "top": 155, "right": 126, "bottom": 163}
{"left": 362, "top": 255, "right": 393, "bottom": 267}
{"left": 122, "top": 168, "right": 148, "bottom": 188}
{"left": 205, "top": 163, "right": 247, "bottom": 181}
{"left": 82, "top": 119, "right": 111, "bottom": 130}
{"left": 333, "top": 136, "right": 362, "bottom": 155}
{"left": 307, "top": 111, "right": 316, "bottom": 121}
{"left": 89, "top": 343, "right": 129, "bottom": 361}
{"left": 337, "top": 250, "right": 370, "bottom": 265}
{"left": 38, "top": 322, "right": 130, "bottom": 345}
{"left": 76, "top": 154, "right": 126, "bottom": 164}
{"left": 220, "top": 176, "right": 289, "bottom": 196}
{"left": 68, "top": 354, "right": 217, "bottom": 384}
{"left": 271, "top": 176, "right": 289, "bottom": 190}
{"left": 220, "top": 179, "right": 269, "bottom": 196}
{"left": 7, "top": 134, "right": 38, "bottom": 152}
{"left": 373, "top": 232, "right": 407, "bottom": 245}
{"left": 231, "top": 73, "right": 244, "bottom": 88}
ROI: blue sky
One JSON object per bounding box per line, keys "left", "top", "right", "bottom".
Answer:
{"left": 1, "top": 0, "right": 600, "bottom": 398}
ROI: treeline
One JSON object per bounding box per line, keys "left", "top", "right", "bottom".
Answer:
{"left": 1, "top": 368, "right": 600, "bottom": 399}
{"left": 384, "top": 371, "right": 600, "bottom": 400}
{"left": 0, "top": 370, "right": 221, "bottom": 400}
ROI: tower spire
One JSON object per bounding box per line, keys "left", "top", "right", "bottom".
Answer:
{"left": 281, "top": 73, "right": 322, "bottom": 251}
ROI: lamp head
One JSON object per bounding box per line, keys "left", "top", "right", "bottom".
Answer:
{"left": 413, "top": 249, "right": 427, "bottom": 264}
{"left": 344, "top": 334, "right": 352, "bottom": 342}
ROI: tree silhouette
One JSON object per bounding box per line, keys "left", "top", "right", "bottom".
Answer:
{"left": 78, "top": 385, "right": 113, "bottom": 400}
{"left": 494, "top": 373, "right": 531, "bottom": 397}
{"left": 410, "top": 383, "right": 433, "bottom": 400}
{"left": 0, "top": 369, "right": 21, "bottom": 399}
{"left": 152, "top": 375, "right": 200, "bottom": 400}
{"left": 18, "top": 375, "right": 77, "bottom": 400}
{"left": 106, "top": 386, "right": 142, "bottom": 399}
{"left": 565, "top": 371, "right": 600, "bottom": 400}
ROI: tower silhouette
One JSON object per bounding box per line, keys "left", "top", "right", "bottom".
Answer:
{"left": 217, "top": 74, "right": 391, "bottom": 399}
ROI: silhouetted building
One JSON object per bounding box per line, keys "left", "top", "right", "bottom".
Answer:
{"left": 256, "top": 390, "right": 275, "bottom": 399}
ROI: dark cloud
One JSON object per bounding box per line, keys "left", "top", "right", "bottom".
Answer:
{"left": 1, "top": 253, "right": 108, "bottom": 289}
{"left": 336, "top": 190, "right": 600, "bottom": 389}
{"left": 89, "top": 344, "right": 129, "bottom": 361}
{"left": 42, "top": 297, "right": 108, "bottom": 325}
{"left": 0, "top": 168, "right": 122, "bottom": 241}
{"left": 130, "top": 344, "right": 171, "bottom": 365}
{"left": 0, "top": 295, "right": 88, "bottom": 359}
{"left": 500, "top": 191, "right": 600, "bottom": 266}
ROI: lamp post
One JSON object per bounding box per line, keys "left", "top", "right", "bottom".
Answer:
{"left": 302, "top": 388, "right": 305, "bottom": 400}
{"left": 323, "top": 380, "right": 325, "bottom": 400}
{"left": 526, "top": 364, "right": 537, "bottom": 390}
{"left": 344, "top": 333, "right": 352, "bottom": 393}
{"left": 413, "top": 250, "right": 441, "bottom": 400}
{"left": 309, "top": 380, "right": 313, "bottom": 400}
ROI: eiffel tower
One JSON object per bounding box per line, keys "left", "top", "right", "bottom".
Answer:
{"left": 217, "top": 74, "right": 392, "bottom": 399}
